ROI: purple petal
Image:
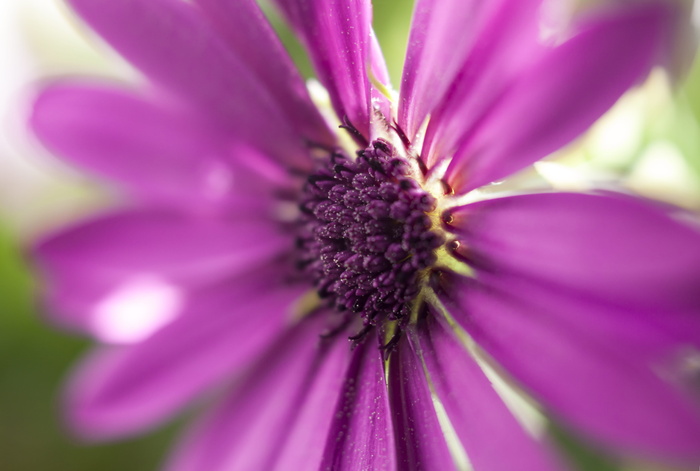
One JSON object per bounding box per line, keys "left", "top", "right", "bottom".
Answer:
{"left": 34, "top": 208, "right": 290, "bottom": 336}
{"left": 442, "top": 274, "right": 700, "bottom": 463}
{"left": 165, "top": 314, "right": 331, "bottom": 471}
{"left": 31, "top": 81, "right": 282, "bottom": 211}
{"left": 193, "top": 0, "right": 334, "bottom": 148}
{"left": 416, "top": 316, "right": 563, "bottom": 471}
{"left": 419, "top": 0, "right": 542, "bottom": 169}
{"left": 399, "top": 0, "right": 540, "bottom": 145}
{"left": 443, "top": 191, "right": 700, "bottom": 460}
{"left": 447, "top": 192, "right": 700, "bottom": 315}
{"left": 66, "top": 0, "right": 312, "bottom": 169}
{"left": 269, "top": 332, "right": 353, "bottom": 471}
{"left": 444, "top": 4, "right": 671, "bottom": 193}
{"left": 321, "top": 338, "right": 396, "bottom": 470}
{"left": 65, "top": 271, "right": 307, "bottom": 439}
{"left": 369, "top": 29, "right": 392, "bottom": 134}
{"left": 272, "top": 0, "right": 373, "bottom": 138}
{"left": 388, "top": 336, "right": 457, "bottom": 471}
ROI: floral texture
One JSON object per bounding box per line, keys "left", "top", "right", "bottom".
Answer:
{"left": 30, "top": 0, "right": 700, "bottom": 469}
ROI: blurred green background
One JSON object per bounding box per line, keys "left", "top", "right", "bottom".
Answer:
{"left": 1, "top": 1, "right": 699, "bottom": 470}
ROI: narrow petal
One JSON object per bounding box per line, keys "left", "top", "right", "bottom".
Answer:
{"left": 169, "top": 321, "right": 351, "bottom": 471}
{"left": 369, "top": 28, "right": 392, "bottom": 134}
{"left": 442, "top": 275, "right": 700, "bottom": 463}
{"left": 321, "top": 338, "right": 396, "bottom": 470}
{"left": 388, "top": 337, "right": 457, "bottom": 471}
{"left": 66, "top": 273, "right": 307, "bottom": 439}
{"left": 444, "top": 4, "right": 671, "bottom": 193}
{"left": 272, "top": 0, "right": 373, "bottom": 138}
{"left": 165, "top": 314, "right": 328, "bottom": 471}
{"left": 399, "top": 0, "right": 476, "bottom": 141}
{"left": 399, "top": 0, "right": 540, "bottom": 144}
{"left": 34, "top": 209, "right": 289, "bottom": 335}
{"left": 416, "top": 316, "right": 563, "bottom": 471}
{"left": 66, "top": 0, "right": 311, "bottom": 168}
{"left": 442, "top": 191, "right": 700, "bottom": 461}
{"left": 270, "top": 332, "right": 353, "bottom": 471}
{"left": 31, "top": 81, "right": 280, "bottom": 210}
{"left": 447, "top": 192, "right": 700, "bottom": 315}
{"left": 419, "top": 0, "right": 542, "bottom": 168}
{"left": 193, "top": 0, "right": 334, "bottom": 147}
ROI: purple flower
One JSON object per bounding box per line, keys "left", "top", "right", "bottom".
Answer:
{"left": 29, "top": 0, "right": 700, "bottom": 469}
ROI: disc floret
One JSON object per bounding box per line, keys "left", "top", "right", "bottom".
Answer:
{"left": 297, "top": 139, "right": 445, "bottom": 336}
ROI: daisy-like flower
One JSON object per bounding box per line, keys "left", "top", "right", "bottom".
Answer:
{"left": 29, "top": 0, "right": 700, "bottom": 469}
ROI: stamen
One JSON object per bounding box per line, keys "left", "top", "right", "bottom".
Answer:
{"left": 390, "top": 120, "right": 412, "bottom": 150}
{"left": 338, "top": 115, "right": 369, "bottom": 148}
{"left": 380, "top": 328, "right": 403, "bottom": 358}
{"left": 296, "top": 139, "right": 445, "bottom": 341}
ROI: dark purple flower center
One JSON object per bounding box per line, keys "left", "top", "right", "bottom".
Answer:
{"left": 296, "top": 139, "right": 444, "bottom": 330}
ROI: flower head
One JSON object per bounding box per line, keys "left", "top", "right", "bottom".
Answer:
{"left": 30, "top": 0, "right": 700, "bottom": 469}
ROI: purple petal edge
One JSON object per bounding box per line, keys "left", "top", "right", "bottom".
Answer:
{"left": 445, "top": 4, "right": 671, "bottom": 193}
{"left": 417, "top": 316, "right": 563, "bottom": 471}
{"left": 320, "top": 338, "right": 396, "bottom": 471}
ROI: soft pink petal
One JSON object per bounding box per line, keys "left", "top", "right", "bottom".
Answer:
{"left": 447, "top": 192, "right": 700, "bottom": 315}
{"left": 387, "top": 337, "right": 457, "bottom": 471}
{"left": 34, "top": 208, "right": 290, "bottom": 335}
{"left": 272, "top": 0, "right": 373, "bottom": 139}
{"left": 193, "top": 0, "right": 334, "bottom": 148}
{"left": 66, "top": 0, "right": 311, "bottom": 169}
{"left": 399, "top": 0, "right": 540, "bottom": 145}
{"left": 444, "top": 4, "right": 671, "bottom": 193}
{"left": 165, "top": 314, "right": 330, "bottom": 471}
{"left": 66, "top": 273, "right": 307, "bottom": 439}
{"left": 321, "top": 338, "right": 396, "bottom": 470}
{"left": 415, "top": 316, "right": 563, "bottom": 471}
{"left": 442, "top": 274, "right": 700, "bottom": 463}
{"left": 31, "top": 81, "right": 281, "bottom": 211}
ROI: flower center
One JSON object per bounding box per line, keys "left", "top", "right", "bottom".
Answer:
{"left": 296, "top": 139, "right": 445, "bottom": 333}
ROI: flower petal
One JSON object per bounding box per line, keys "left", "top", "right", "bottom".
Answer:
{"left": 321, "top": 338, "right": 396, "bottom": 470}
{"left": 416, "top": 316, "right": 563, "bottom": 471}
{"left": 66, "top": 272, "right": 307, "bottom": 439}
{"left": 271, "top": 0, "right": 373, "bottom": 138}
{"left": 444, "top": 4, "right": 671, "bottom": 193}
{"left": 399, "top": 0, "right": 540, "bottom": 145}
{"left": 193, "top": 0, "right": 334, "bottom": 147}
{"left": 66, "top": 0, "right": 311, "bottom": 168}
{"left": 443, "top": 191, "right": 700, "bottom": 461}
{"left": 34, "top": 208, "right": 290, "bottom": 336}
{"left": 387, "top": 337, "right": 457, "bottom": 471}
{"left": 442, "top": 274, "right": 700, "bottom": 463}
{"left": 419, "top": 0, "right": 542, "bottom": 168}
{"left": 30, "top": 81, "right": 281, "bottom": 210}
{"left": 369, "top": 28, "right": 392, "bottom": 135}
{"left": 270, "top": 331, "right": 353, "bottom": 471}
{"left": 447, "top": 192, "right": 700, "bottom": 316}
{"left": 165, "top": 314, "right": 329, "bottom": 471}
